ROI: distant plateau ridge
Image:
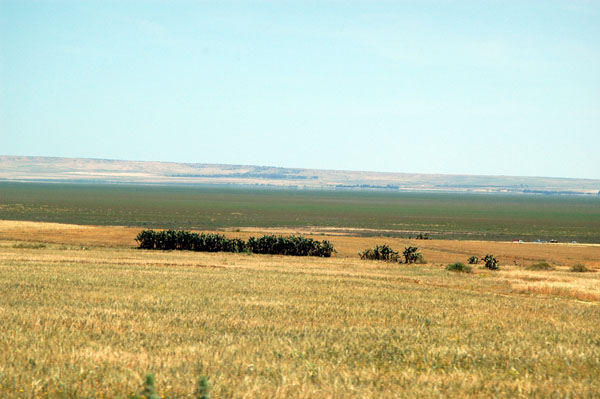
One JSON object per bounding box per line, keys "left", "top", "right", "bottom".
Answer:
{"left": 1, "top": 155, "right": 599, "bottom": 196}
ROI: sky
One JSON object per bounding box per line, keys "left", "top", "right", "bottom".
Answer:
{"left": 1, "top": 0, "right": 599, "bottom": 179}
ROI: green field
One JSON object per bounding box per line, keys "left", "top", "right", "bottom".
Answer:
{"left": 0, "top": 182, "right": 599, "bottom": 242}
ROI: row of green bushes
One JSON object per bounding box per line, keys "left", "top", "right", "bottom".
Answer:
{"left": 358, "top": 245, "right": 503, "bottom": 271}
{"left": 135, "top": 230, "right": 335, "bottom": 257}
{"left": 468, "top": 254, "right": 499, "bottom": 269}
{"left": 447, "top": 254, "right": 500, "bottom": 273}
{"left": 359, "top": 244, "right": 425, "bottom": 264}
{"left": 246, "top": 234, "right": 334, "bottom": 257}
{"left": 356, "top": 244, "right": 590, "bottom": 273}
{"left": 448, "top": 257, "right": 590, "bottom": 273}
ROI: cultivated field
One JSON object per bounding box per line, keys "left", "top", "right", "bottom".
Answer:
{"left": 1, "top": 221, "right": 599, "bottom": 398}
{"left": 1, "top": 182, "right": 600, "bottom": 242}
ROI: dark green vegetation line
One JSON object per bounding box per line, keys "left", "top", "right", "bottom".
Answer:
{"left": 136, "top": 229, "right": 335, "bottom": 257}
{"left": 0, "top": 182, "right": 599, "bottom": 242}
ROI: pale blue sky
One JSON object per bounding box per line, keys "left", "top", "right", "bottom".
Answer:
{"left": 1, "top": 0, "right": 599, "bottom": 179}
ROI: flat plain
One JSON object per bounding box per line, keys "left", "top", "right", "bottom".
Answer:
{"left": 1, "top": 182, "right": 599, "bottom": 242}
{"left": 1, "top": 220, "right": 599, "bottom": 398}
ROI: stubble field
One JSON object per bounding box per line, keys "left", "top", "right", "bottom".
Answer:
{"left": 1, "top": 220, "right": 599, "bottom": 398}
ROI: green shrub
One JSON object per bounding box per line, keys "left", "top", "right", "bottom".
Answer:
{"left": 359, "top": 244, "right": 400, "bottom": 262}
{"left": 483, "top": 254, "right": 499, "bottom": 270}
{"left": 468, "top": 256, "right": 479, "bottom": 264}
{"left": 570, "top": 264, "right": 590, "bottom": 272}
{"left": 446, "top": 262, "right": 472, "bottom": 273}
{"left": 247, "top": 234, "right": 334, "bottom": 257}
{"left": 135, "top": 230, "right": 246, "bottom": 252}
{"left": 526, "top": 262, "right": 554, "bottom": 271}
{"left": 403, "top": 246, "right": 425, "bottom": 264}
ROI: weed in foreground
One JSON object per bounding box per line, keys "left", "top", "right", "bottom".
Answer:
{"left": 137, "top": 374, "right": 158, "bottom": 399}
{"left": 195, "top": 375, "right": 210, "bottom": 399}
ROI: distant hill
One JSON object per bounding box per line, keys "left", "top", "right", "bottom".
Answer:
{"left": 1, "top": 155, "right": 599, "bottom": 195}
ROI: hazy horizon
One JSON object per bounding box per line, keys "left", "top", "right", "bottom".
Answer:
{"left": 3, "top": 153, "right": 600, "bottom": 182}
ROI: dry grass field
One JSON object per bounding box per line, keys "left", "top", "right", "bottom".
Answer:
{"left": 1, "top": 221, "right": 599, "bottom": 398}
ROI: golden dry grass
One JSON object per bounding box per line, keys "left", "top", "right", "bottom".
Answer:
{"left": 0, "top": 221, "right": 599, "bottom": 398}
{"left": 1, "top": 220, "right": 598, "bottom": 268}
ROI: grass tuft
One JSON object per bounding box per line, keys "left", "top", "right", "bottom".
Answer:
{"left": 12, "top": 242, "right": 46, "bottom": 249}
{"left": 446, "top": 262, "right": 472, "bottom": 273}
{"left": 526, "top": 262, "right": 555, "bottom": 271}
{"left": 570, "top": 263, "right": 591, "bottom": 273}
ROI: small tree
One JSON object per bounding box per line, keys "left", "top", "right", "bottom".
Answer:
{"left": 483, "top": 254, "right": 499, "bottom": 270}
